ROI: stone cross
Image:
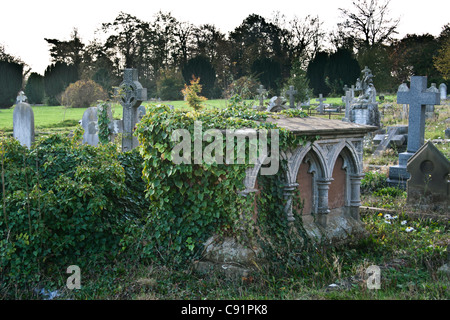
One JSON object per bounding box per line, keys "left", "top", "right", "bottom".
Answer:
{"left": 397, "top": 76, "right": 440, "bottom": 154}
{"left": 13, "top": 102, "right": 34, "bottom": 148}
{"left": 316, "top": 94, "right": 326, "bottom": 115}
{"left": 350, "top": 85, "right": 355, "bottom": 99}
{"left": 119, "top": 68, "right": 147, "bottom": 152}
{"left": 257, "top": 85, "right": 267, "bottom": 108}
{"left": 17, "top": 91, "right": 27, "bottom": 104}
{"left": 286, "top": 86, "right": 298, "bottom": 108}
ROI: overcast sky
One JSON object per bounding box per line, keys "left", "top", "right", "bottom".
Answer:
{"left": 1, "top": 0, "right": 449, "bottom": 74}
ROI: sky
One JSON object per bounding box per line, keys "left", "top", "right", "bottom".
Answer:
{"left": 1, "top": 0, "right": 449, "bottom": 74}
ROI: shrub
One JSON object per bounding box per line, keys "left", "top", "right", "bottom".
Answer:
{"left": 0, "top": 135, "right": 149, "bottom": 291}
{"left": 61, "top": 79, "right": 108, "bottom": 108}
{"left": 181, "top": 76, "right": 207, "bottom": 111}
{"left": 156, "top": 69, "right": 185, "bottom": 100}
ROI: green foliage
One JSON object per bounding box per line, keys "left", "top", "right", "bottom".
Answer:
{"left": 134, "top": 96, "right": 311, "bottom": 264}
{"left": 0, "top": 136, "right": 148, "bottom": 290}
{"left": 97, "top": 101, "right": 111, "bottom": 144}
{"left": 156, "top": 69, "right": 185, "bottom": 100}
{"left": 24, "top": 73, "right": 45, "bottom": 105}
{"left": 283, "top": 60, "right": 312, "bottom": 104}
{"left": 361, "top": 171, "right": 388, "bottom": 194}
{"left": 325, "top": 48, "right": 360, "bottom": 96}
{"left": 0, "top": 60, "right": 23, "bottom": 108}
{"left": 224, "top": 76, "right": 261, "bottom": 100}
{"left": 251, "top": 57, "right": 282, "bottom": 92}
{"left": 307, "top": 51, "right": 330, "bottom": 97}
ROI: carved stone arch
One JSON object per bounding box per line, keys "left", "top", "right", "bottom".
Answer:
{"left": 242, "top": 154, "right": 269, "bottom": 193}
{"left": 329, "top": 140, "right": 361, "bottom": 175}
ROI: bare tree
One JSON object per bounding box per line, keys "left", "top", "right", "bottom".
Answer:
{"left": 338, "top": 0, "right": 400, "bottom": 48}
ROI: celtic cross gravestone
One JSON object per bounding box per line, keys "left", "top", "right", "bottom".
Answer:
{"left": 119, "top": 68, "right": 147, "bottom": 152}
{"left": 286, "top": 86, "right": 297, "bottom": 108}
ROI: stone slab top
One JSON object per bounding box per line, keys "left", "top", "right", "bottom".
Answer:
{"left": 265, "top": 116, "right": 378, "bottom": 137}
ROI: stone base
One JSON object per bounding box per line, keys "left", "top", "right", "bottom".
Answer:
{"left": 302, "top": 207, "right": 368, "bottom": 246}
{"left": 195, "top": 206, "right": 368, "bottom": 275}
{"left": 350, "top": 103, "right": 380, "bottom": 128}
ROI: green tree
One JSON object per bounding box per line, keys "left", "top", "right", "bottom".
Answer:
{"left": 325, "top": 48, "right": 360, "bottom": 96}
{"left": 283, "top": 60, "right": 311, "bottom": 104}
{"left": 306, "top": 51, "right": 330, "bottom": 96}
{"left": 251, "top": 57, "right": 282, "bottom": 93}
{"left": 43, "top": 62, "right": 78, "bottom": 105}
{"left": 182, "top": 55, "right": 217, "bottom": 98}
{"left": 156, "top": 68, "right": 185, "bottom": 100}
{"left": 24, "top": 72, "right": 44, "bottom": 104}
{"left": 181, "top": 76, "right": 207, "bottom": 111}
{"left": 0, "top": 60, "right": 23, "bottom": 108}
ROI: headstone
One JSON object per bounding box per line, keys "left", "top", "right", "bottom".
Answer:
{"left": 349, "top": 67, "right": 380, "bottom": 127}
{"left": 445, "top": 128, "right": 450, "bottom": 139}
{"left": 118, "top": 68, "right": 147, "bottom": 152}
{"left": 439, "top": 83, "right": 447, "bottom": 100}
{"left": 387, "top": 76, "right": 440, "bottom": 189}
{"left": 13, "top": 102, "right": 34, "bottom": 148}
{"left": 406, "top": 141, "right": 449, "bottom": 211}
{"left": 138, "top": 105, "right": 146, "bottom": 121}
{"left": 373, "top": 125, "right": 408, "bottom": 156}
{"left": 425, "top": 83, "right": 439, "bottom": 119}
{"left": 342, "top": 90, "right": 352, "bottom": 122}
{"left": 256, "top": 85, "right": 267, "bottom": 110}
{"left": 81, "top": 107, "right": 99, "bottom": 146}
{"left": 286, "top": 86, "right": 298, "bottom": 109}
{"left": 316, "top": 94, "right": 326, "bottom": 115}
{"left": 266, "top": 96, "right": 288, "bottom": 112}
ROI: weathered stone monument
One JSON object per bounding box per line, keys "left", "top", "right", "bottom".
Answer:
{"left": 256, "top": 85, "right": 267, "bottom": 111}
{"left": 286, "top": 86, "right": 298, "bottom": 108}
{"left": 387, "top": 76, "right": 440, "bottom": 189}
{"left": 118, "top": 68, "right": 147, "bottom": 152}
{"left": 406, "top": 141, "right": 449, "bottom": 211}
{"left": 342, "top": 90, "right": 352, "bottom": 122}
{"left": 316, "top": 94, "right": 326, "bottom": 115}
{"left": 81, "top": 107, "right": 99, "bottom": 146}
{"left": 13, "top": 102, "right": 34, "bottom": 148}
{"left": 16, "top": 91, "right": 27, "bottom": 104}
{"left": 439, "top": 83, "right": 447, "bottom": 100}
{"left": 425, "top": 83, "right": 439, "bottom": 119}
{"left": 266, "top": 96, "right": 288, "bottom": 112}
{"left": 373, "top": 125, "right": 408, "bottom": 156}
{"left": 349, "top": 66, "right": 380, "bottom": 127}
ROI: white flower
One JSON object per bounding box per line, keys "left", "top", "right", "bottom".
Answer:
{"left": 405, "top": 227, "right": 415, "bottom": 232}
{"left": 401, "top": 220, "right": 407, "bottom": 225}
{"left": 384, "top": 214, "right": 392, "bottom": 220}
{"left": 384, "top": 220, "right": 391, "bottom": 224}
{"left": 392, "top": 216, "right": 398, "bottom": 219}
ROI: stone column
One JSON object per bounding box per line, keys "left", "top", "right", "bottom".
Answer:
{"left": 283, "top": 183, "right": 299, "bottom": 222}
{"left": 316, "top": 178, "right": 333, "bottom": 214}
{"left": 349, "top": 174, "right": 365, "bottom": 207}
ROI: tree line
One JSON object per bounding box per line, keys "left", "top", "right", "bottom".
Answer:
{"left": 1, "top": 0, "right": 449, "bottom": 108}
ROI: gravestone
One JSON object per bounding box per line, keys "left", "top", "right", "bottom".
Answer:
{"left": 316, "top": 94, "right": 326, "bottom": 115}
{"left": 286, "top": 86, "right": 297, "bottom": 108}
{"left": 440, "top": 83, "right": 447, "bottom": 100}
{"left": 342, "top": 90, "right": 352, "bottom": 122}
{"left": 425, "top": 83, "right": 439, "bottom": 119}
{"left": 387, "top": 76, "right": 440, "bottom": 189}
{"left": 256, "top": 85, "right": 267, "bottom": 110}
{"left": 373, "top": 125, "right": 408, "bottom": 156}
{"left": 349, "top": 67, "right": 380, "bottom": 127}
{"left": 406, "top": 141, "right": 449, "bottom": 211}
{"left": 13, "top": 102, "right": 34, "bottom": 148}
{"left": 119, "top": 68, "right": 147, "bottom": 152}
{"left": 266, "top": 96, "right": 288, "bottom": 112}
{"left": 81, "top": 107, "right": 99, "bottom": 146}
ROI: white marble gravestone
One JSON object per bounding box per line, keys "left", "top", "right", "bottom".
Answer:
{"left": 81, "top": 107, "right": 99, "bottom": 146}
{"left": 439, "top": 83, "right": 447, "bottom": 100}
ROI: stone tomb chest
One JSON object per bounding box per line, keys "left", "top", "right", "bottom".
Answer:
{"left": 242, "top": 116, "right": 378, "bottom": 244}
